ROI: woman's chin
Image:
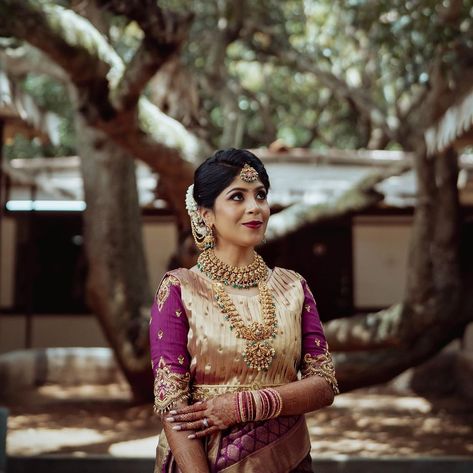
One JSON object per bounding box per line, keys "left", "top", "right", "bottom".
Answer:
{"left": 227, "top": 239, "right": 260, "bottom": 249}
{"left": 247, "top": 237, "right": 265, "bottom": 248}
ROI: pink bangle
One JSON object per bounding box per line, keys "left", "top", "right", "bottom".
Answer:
{"left": 234, "top": 388, "right": 283, "bottom": 422}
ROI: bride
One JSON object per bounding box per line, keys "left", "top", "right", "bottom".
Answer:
{"left": 149, "top": 148, "right": 338, "bottom": 473}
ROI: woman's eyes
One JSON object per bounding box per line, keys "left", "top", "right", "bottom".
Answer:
{"left": 230, "top": 191, "right": 267, "bottom": 201}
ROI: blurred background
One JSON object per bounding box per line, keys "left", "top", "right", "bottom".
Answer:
{"left": 0, "top": 0, "right": 472, "bottom": 471}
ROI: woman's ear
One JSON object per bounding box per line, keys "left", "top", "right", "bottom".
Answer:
{"left": 199, "top": 207, "right": 214, "bottom": 227}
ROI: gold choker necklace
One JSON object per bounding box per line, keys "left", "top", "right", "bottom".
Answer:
{"left": 197, "top": 249, "right": 268, "bottom": 289}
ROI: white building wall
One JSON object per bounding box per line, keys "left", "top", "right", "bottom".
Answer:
{"left": 142, "top": 217, "right": 178, "bottom": 290}
{"left": 0, "top": 216, "right": 16, "bottom": 308}
{"left": 0, "top": 217, "right": 177, "bottom": 354}
{"left": 0, "top": 315, "right": 26, "bottom": 353}
{"left": 353, "top": 215, "right": 412, "bottom": 309}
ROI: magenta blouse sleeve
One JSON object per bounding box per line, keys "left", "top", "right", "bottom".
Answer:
{"left": 149, "top": 272, "right": 191, "bottom": 414}
{"left": 299, "top": 277, "right": 339, "bottom": 395}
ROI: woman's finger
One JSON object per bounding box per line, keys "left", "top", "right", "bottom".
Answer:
{"left": 169, "top": 401, "right": 206, "bottom": 416}
{"left": 173, "top": 418, "right": 210, "bottom": 432}
{"left": 166, "top": 410, "right": 205, "bottom": 423}
{"left": 189, "top": 426, "right": 220, "bottom": 439}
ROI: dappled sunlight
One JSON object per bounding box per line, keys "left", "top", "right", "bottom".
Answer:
{"left": 37, "top": 381, "right": 133, "bottom": 401}
{"left": 5, "top": 383, "right": 160, "bottom": 457}
{"left": 108, "top": 436, "right": 158, "bottom": 457}
{"left": 7, "top": 428, "right": 107, "bottom": 456}
{"left": 306, "top": 390, "right": 473, "bottom": 458}
{"left": 5, "top": 385, "right": 473, "bottom": 458}
{"left": 333, "top": 393, "right": 432, "bottom": 413}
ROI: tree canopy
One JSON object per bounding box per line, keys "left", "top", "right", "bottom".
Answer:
{"left": 3, "top": 0, "right": 472, "bottom": 160}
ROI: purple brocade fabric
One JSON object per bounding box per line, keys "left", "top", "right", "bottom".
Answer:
{"left": 214, "top": 416, "right": 299, "bottom": 472}
{"left": 300, "top": 278, "right": 328, "bottom": 359}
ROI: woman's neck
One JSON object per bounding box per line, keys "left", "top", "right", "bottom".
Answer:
{"left": 212, "top": 245, "right": 255, "bottom": 267}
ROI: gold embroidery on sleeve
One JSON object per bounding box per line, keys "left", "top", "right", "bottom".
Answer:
{"left": 305, "top": 304, "right": 311, "bottom": 312}
{"left": 301, "top": 350, "right": 339, "bottom": 395}
{"left": 157, "top": 329, "right": 164, "bottom": 340}
{"left": 155, "top": 274, "right": 180, "bottom": 311}
{"left": 153, "top": 357, "right": 190, "bottom": 414}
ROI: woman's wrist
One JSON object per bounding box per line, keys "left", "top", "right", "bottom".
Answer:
{"left": 234, "top": 387, "right": 283, "bottom": 422}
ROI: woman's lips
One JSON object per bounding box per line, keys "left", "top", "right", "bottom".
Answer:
{"left": 242, "top": 222, "right": 263, "bottom": 229}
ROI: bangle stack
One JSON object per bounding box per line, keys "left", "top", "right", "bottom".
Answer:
{"left": 234, "top": 387, "right": 283, "bottom": 423}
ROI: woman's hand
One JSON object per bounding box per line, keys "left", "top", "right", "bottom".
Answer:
{"left": 165, "top": 393, "right": 238, "bottom": 439}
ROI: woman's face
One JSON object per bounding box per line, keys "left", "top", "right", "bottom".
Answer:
{"left": 201, "top": 175, "right": 270, "bottom": 249}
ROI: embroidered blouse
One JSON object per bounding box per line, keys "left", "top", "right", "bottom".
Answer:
{"left": 149, "top": 267, "right": 338, "bottom": 415}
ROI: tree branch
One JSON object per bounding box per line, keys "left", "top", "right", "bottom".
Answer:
{"left": 324, "top": 304, "right": 404, "bottom": 352}
{"left": 96, "top": 0, "right": 193, "bottom": 111}
{"left": 248, "top": 41, "right": 393, "bottom": 142}
{"left": 0, "top": 69, "right": 63, "bottom": 145}
{"left": 0, "top": 0, "right": 208, "bottom": 226}
{"left": 0, "top": 0, "right": 121, "bottom": 86}
{"left": 0, "top": 43, "right": 67, "bottom": 82}
{"left": 333, "top": 306, "right": 470, "bottom": 391}
{"left": 266, "top": 163, "right": 410, "bottom": 241}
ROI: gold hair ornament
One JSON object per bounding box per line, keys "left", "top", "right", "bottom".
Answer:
{"left": 240, "top": 163, "right": 259, "bottom": 183}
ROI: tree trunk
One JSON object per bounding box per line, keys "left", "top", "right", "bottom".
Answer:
{"left": 76, "top": 112, "right": 153, "bottom": 401}
{"left": 328, "top": 141, "right": 469, "bottom": 391}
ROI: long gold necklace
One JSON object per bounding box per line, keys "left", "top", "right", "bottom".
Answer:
{"left": 197, "top": 249, "right": 267, "bottom": 289}
{"left": 198, "top": 250, "right": 277, "bottom": 371}
{"left": 213, "top": 280, "right": 278, "bottom": 371}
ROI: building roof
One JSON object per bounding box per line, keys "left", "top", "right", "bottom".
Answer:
{"left": 4, "top": 149, "right": 473, "bottom": 212}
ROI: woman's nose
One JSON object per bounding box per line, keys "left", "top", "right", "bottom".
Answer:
{"left": 246, "top": 197, "right": 260, "bottom": 213}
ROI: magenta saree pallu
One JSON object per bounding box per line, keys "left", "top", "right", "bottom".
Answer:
{"left": 158, "top": 415, "right": 311, "bottom": 473}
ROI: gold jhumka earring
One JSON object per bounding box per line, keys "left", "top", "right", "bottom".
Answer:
{"left": 201, "top": 223, "right": 215, "bottom": 249}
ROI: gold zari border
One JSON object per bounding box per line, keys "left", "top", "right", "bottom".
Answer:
{"left": 192, "top": 383, "right": 283, "bottom": 402}
{"left": 155, "top": 274, "right": 180, "bottom": 311}
{"left": 301, "top": 351, "right": 339, "bottom": 395}
{"left": 153, "top": 356, "right": 190, "bottom": 414}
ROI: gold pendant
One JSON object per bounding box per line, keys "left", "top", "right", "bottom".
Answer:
{"left": 243, "top": 340, "right": 275, "bottom": 371}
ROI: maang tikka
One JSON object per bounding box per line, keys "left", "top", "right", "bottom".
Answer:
{"left": 185, "top": 184, "right": 215, "bottom": 250}
{"left": 240, "top": 163, "right": 259, "bottom": 182}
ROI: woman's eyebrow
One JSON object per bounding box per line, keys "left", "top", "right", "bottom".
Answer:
{"left": 226, "top": 186, "right": 265, "bottom": 195}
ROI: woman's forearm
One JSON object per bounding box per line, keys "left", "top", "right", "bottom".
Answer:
{"left": 275, "top": 376, "right": 335, "bottom": 416}
{"left": 160, "top": 399, "right": 209, "bottom": 473}
{"left": 160, "top": 377, "right": 335, "bottom": 441}
{"left": 163, "top": 420, "right": 209, "bottom": 473}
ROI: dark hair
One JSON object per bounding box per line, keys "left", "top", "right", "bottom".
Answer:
{"left": 193, "top": 148, "right": 270, "bottom": 208}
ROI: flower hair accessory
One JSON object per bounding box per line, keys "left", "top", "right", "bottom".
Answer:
{"left": 186, "top": 184, "right": 215, "bottom": 250}
{"left": 185, "top": 184, "right": 198, "bottom": 213}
